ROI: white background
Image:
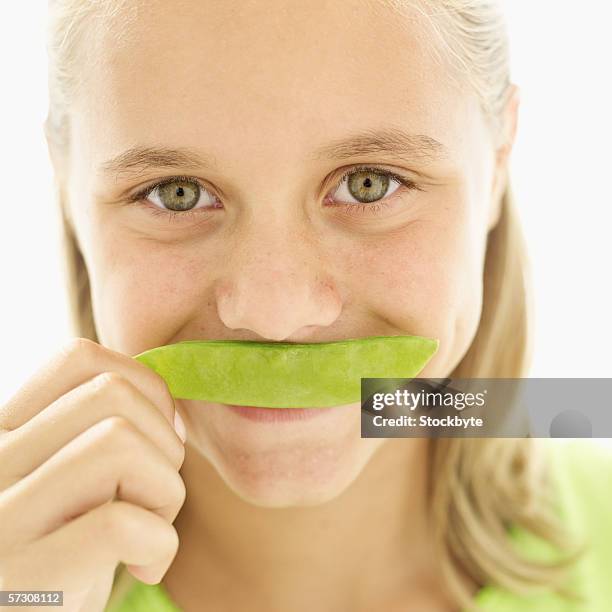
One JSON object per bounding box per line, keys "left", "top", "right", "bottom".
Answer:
{"left": 0, "top": 2, "right": 610, "bottom": 410}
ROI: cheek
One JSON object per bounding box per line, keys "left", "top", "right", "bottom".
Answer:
{"left": 84, "top": 225, "right": 209, "bottom": 353}
{"left": 340, "top": 197, "right": 486, "bottom": 375}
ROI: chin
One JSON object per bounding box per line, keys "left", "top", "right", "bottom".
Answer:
{"left": 210, "top": 432, "right": 381, "bottom": 508}
{"left": 181, "top": 399, "right": 382, "bottom": 507}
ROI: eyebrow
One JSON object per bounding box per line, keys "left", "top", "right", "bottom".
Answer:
{"left": 100, "top": 128, "right": 448, "bottom": 177}
{"left": 309, "top": 127, "right": 449, "bottom": 164}
{"left": 100, "top": 146, "right": 216, "bottom": 177}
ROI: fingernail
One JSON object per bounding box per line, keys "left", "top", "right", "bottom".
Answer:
{"left": 174, "top": 410, "right": 187, "bottom": 443}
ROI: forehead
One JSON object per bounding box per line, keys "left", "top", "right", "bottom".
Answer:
{"left": 72, "top": 0, "right": 471, "bottom": 169}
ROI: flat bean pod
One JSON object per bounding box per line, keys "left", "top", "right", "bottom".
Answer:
{"left": 134, "top": 335, "right": 439, "bottom": 408}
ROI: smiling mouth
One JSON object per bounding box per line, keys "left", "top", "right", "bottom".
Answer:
{"left": 224, "top": 404, "right": 337, "bottom": 422}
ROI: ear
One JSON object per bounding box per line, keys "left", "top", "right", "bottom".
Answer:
{"left": 488, "top": 83, "right": 520, "bottom": 231}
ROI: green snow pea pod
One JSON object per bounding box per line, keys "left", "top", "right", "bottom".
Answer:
{"left": 134, "top": 334, "right": 438, "bottom": 408}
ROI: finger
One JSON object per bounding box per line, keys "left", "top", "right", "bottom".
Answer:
{"left": 0, "top": 371, "right": 185, "bottom": 486}
{"left": 0, "top": 415, "right": 186, "bottom": 551}
{"left": 0, "top": 338, "right": 175, "bottom": 431}
{"left": 2, "top": 500, "right": 179, "bottom": 594}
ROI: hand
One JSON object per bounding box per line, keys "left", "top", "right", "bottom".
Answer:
{"left": 0, "top": 338, "right": 187, "bottom": 611}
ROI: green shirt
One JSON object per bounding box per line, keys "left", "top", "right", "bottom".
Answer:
{"left": 106, "top": 440, "right": 612, "bottom": 611}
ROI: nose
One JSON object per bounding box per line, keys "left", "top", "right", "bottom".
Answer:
{"left": 215, "top": 224, "right": 342, "bottom": 342}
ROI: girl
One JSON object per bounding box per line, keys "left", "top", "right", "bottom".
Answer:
{"left": 1, "top": 1, "right": 610, "bottom": 610}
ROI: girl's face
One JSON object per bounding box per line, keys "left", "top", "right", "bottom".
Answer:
{"left": 60, "top": 0, "right": 510, "bottom": 506}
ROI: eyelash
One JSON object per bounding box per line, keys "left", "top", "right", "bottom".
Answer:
{"left": 128, "top": 166, "right": 422, "bottom": 222}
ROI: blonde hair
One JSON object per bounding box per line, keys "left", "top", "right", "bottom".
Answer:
{"left": 46, "top": 1, "right": 586, "bottom": 610}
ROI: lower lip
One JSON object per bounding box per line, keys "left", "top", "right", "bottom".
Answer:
{"left": 225, "top": 404, "right": 333, "bottom": 422}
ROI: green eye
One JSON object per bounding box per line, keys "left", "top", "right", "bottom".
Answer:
{"left": 154, "top": 179, "right": 201, "bottom": 211}
{"left": 135, "top": 334, "right": 439, "bottom": 408}
{"left": 347, "top": 170, "right": 390, "bottom": 203}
